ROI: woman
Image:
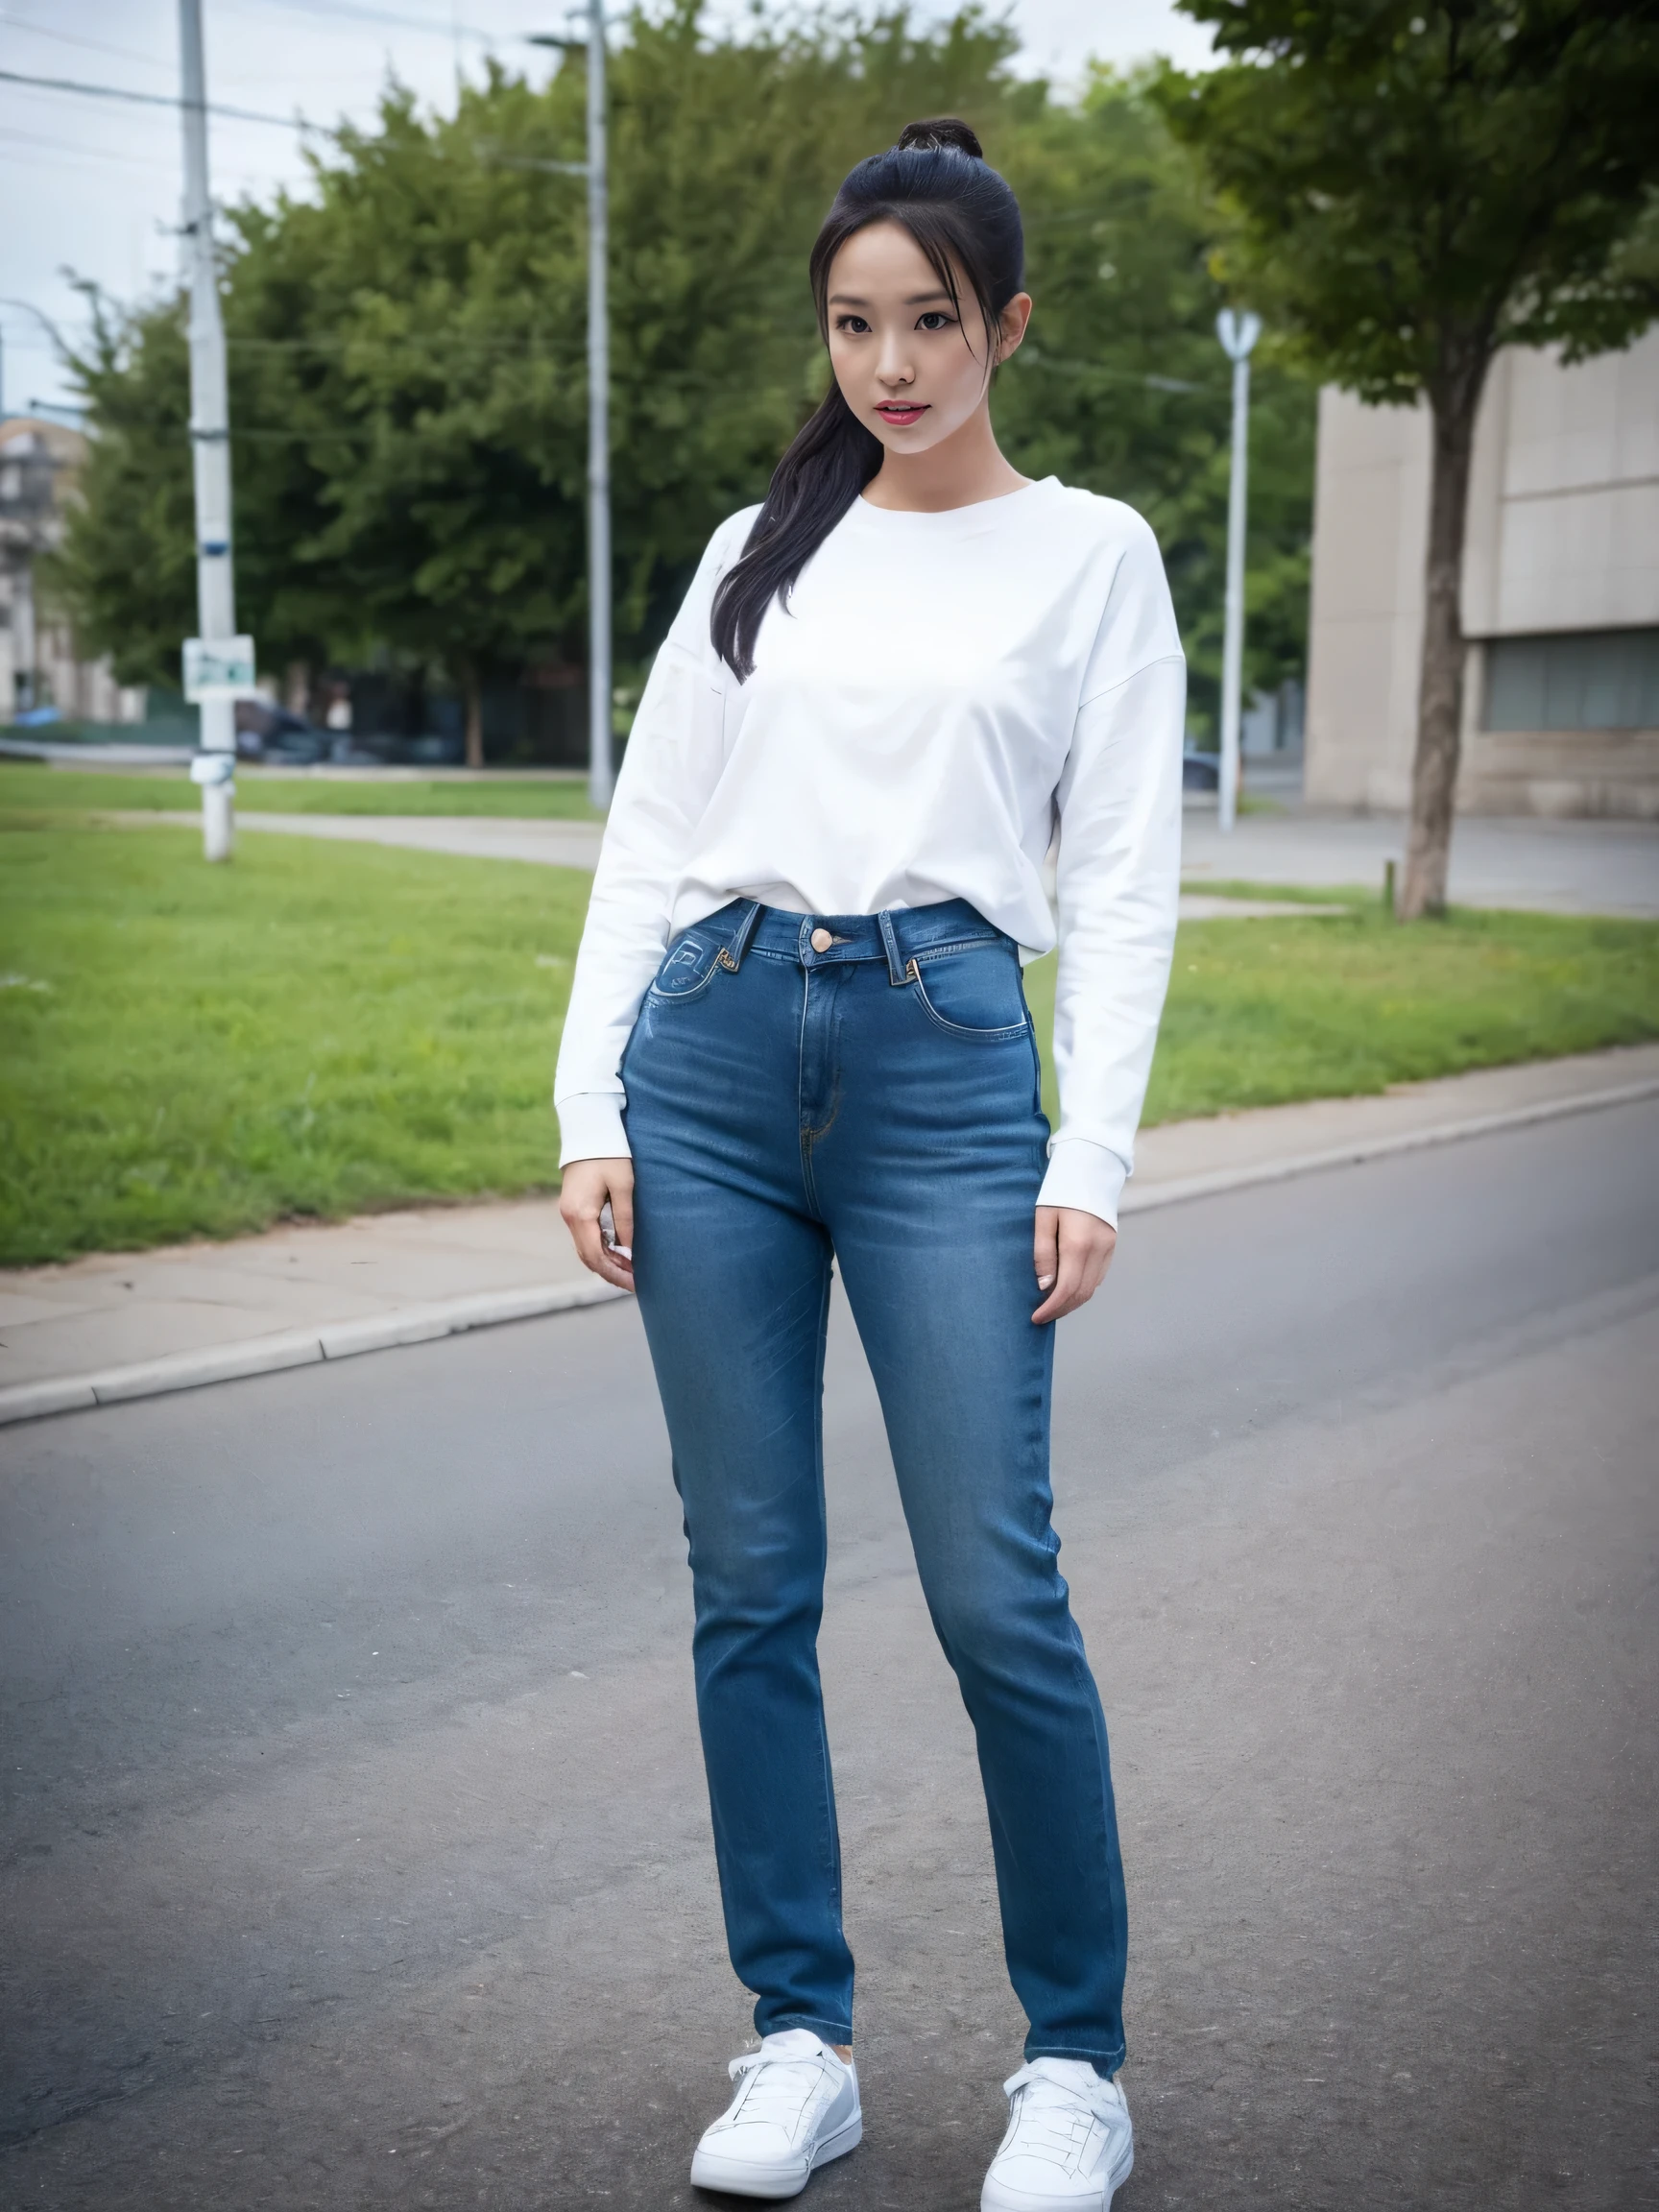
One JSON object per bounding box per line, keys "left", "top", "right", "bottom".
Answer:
{"left": 556, "top": 117, "right": 1183, "bottom": 2210}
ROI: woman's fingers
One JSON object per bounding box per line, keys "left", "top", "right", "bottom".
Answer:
{"left": 1031, "top": 1254, "right": 1084, "bottom": 1325}
{"left": 560, "top": 1158, "right": 637, "bottom": 1291}
{"left": 587, "top": 1230, "right": 637, "bottom": 1291}
{"left": 609, "top": 1172, "right": 635, "bottom": 1259}
{"left": 577, "top": 1214, "right": 635, "bottom": 1289}
{"left": 1031, "top": 1207, "right": 1117, "bottom": 1325}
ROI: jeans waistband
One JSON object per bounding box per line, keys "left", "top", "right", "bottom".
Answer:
{"left": 699, "top": 897, "right": 1005, "bottom": 987}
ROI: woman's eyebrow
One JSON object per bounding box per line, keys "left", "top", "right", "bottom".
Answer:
{"left": 827, "top": 289, "right": 955, "bottom": 307}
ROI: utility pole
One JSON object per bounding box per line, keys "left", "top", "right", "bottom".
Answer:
{"left": 584, "top": 0, "right": 612, "bottom": 809}
{"left": 507, "top": 21, "right": 615, "bottom": 805}
{"left": 1215, "top": 308, "right": 1261, "bottom": 836}
{"left": 179, "top": 0, "right": 240, "bottom": 861}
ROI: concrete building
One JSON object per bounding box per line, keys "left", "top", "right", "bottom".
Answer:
{"left": 1305, "top": 329, "right": 1659, "bottom": 818}
{"left": 0, "top": 417, "right": 146, "bottom": 728}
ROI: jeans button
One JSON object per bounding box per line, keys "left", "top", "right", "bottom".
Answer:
{"left": 809, "top": 927, "right": 833, "bottom": 953}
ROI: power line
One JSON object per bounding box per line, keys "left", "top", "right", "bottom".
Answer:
{"left": 0, "top": 124, "right": 201, "bottom": 175}
{"left": 0, "top": 10, "right": 174, "bottom": 72}
{"left": 0, "top": 57, "right": 564, "bottom": 141}
{"left": 231, "top": 0, "right": 503, "bottom": 44}
{"left": 0, "top": 62, "right": 333, "bottom": 132}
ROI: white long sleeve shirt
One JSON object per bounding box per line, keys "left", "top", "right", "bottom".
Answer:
{"left": 555, "top": 475, "right": 1186, "bottom": 1226}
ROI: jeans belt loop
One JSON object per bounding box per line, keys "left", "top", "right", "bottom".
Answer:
{"left": 719, "top": 900, "right": 763, "bottom": 973}
{"left": 878, "top": 910, "right": 915, "bottom": 988}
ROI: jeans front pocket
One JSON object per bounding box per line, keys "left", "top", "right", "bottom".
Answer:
{"left": 907, "top": 939, "right": 1031, "bottom": 1042}
{"left": 647, "top": 926, "right": 730, "bottom": 1004}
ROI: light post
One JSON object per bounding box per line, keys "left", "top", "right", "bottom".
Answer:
{"left": 584, "top": 0, "right": 612, "bottom": 810}
{"left": 529, "top": 11, "right": 611, "bottom": 808}
{"left": 1215, "top": 307, "right": 1261, "bottom": 835}
{"left": 179, "top": 0, "right": 246, "bottom": 861}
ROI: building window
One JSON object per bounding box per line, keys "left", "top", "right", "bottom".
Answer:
{"left": 1483, "top": 629, "right": 1659, "bottom": 733}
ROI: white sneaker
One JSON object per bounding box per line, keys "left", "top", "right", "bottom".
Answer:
{"left": 688, "top": 2029, "right": 862, "bottom": 2199}
{"left": 980, "top": 2057, "right": 1134, "bottom": 2211}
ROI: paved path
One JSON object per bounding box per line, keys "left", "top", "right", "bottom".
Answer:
{"left": 122, "top": 809, "right": 611, "bottom": 873}
{"left": 124, "top": 805, "right": 1659, "bottom": 915}
{"left": 1182, "top": 805, "right": 1659, "bottom": 915}
{"left": 1, "top": 1104, "right": 1654, "bottom": 2209}
{"left": 5, "top": 1045, "right": 1655, "bottom": 1420}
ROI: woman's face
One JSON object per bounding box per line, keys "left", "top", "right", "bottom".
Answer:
{"left": 824, "top": 219, "right": 1030, "bottom": 459}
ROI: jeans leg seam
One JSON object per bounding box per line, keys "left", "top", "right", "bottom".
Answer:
{"left": 796, "top": 965, "right": 818, "bottom": 1215}
{"left": 810, "top": 1258, "right": 842, "bottom": 1902}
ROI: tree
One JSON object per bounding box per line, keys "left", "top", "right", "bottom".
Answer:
{"left": 42, "top": 289, "right": 198, "bottom": 692}
{"left": 1156, "top": 0, "right": 1659, "bottom": 918}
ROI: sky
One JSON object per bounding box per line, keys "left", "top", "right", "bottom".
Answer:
{"left": 1, "top": 0, "right": 1216, "bottom": 420}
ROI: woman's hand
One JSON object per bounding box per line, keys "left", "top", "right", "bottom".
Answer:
{"left": 1032, "top": 1205, "right": 1117, "bottom": 1325}
{"left": 559, "top": 1156, "right": 636, "bottom": 1292}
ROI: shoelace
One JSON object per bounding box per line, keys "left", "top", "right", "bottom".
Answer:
{"left": 1000, "top": 2064, "right": 1123, "bottom": 2176}
{"left": 724, "top": 2049, "right": 833, "bottom": 2134}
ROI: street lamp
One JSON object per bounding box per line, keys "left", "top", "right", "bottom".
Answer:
{"left": 1215, "top": 307, "right": 1261, "bottom": 836}
{"left": 529, "top": 7, "right": 612, "bottom": 811}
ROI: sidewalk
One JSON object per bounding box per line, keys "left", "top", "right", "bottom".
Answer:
{"left": 1182, "top": 805, "right": 1659, "bottom": 917}
{"left": 4, "top": 1043, "right": 1654, "bottom": 1428}
{"left": 115, "top": 805, "right": 1659, "bottom": 916}
{"left": 116, "top": 809, "right": 609, "bottom": 872}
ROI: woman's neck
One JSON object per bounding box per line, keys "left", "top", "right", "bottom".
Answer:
{"left": 860, "top": 403, "right": 1029, "bottom": 515}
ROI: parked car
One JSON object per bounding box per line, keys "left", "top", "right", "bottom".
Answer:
{"left": 1182, "top": 748, "right": 1220, "bottom": 791}
{"left": 233, "top": 700, "right": 330, "bottom": 763}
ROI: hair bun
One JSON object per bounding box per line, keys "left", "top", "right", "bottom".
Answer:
{"left": 895, "top": 116, "right": 984, "bottom": 159}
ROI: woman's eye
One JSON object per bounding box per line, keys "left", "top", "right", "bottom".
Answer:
{"left": 917, "top": 311, "right": 954, "bottom": 331}
{"left": 835, "top": 315, "right": 871, "bottom": 334}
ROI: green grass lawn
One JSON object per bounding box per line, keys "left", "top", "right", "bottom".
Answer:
{"left": 0, "top": 760, "right": 601, "bottom": 819}
{"left": 1021, "top": 884, "right": 1658, "bottom": 1129}
{"left": 0, "top": 820, "right": 589, "bottom": 1264}
{"left": 3, "top": 825, "right": 1655, "bottom": 1265}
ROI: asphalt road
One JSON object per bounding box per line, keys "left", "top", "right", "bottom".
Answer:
{"left": 2, "top": 1104, "right": 1656, "bottom": 2212}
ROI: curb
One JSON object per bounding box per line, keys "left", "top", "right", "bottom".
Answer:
{"left": 1118, "top": 1073, "right": 1659, "bottom": 1217}
{"left": 2, "top": 1074, "right": 1654, "bottom": 1431}
{"left": 0, "top": 1279, "right": 625, "bottom": 1430}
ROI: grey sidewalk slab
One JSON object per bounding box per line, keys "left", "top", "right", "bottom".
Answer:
{"left": 1128, "top": 1040, "right": 1659, "bottom": 1184}
{"left": 3, "top": 1042, "right": 1655, "bottom": 1426}
{"left": 0, "top": 1197, "right": 596, "bottom": 1393}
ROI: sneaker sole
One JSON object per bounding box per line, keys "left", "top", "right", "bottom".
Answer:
{"left": 689, "top": 2110, "right": 863, "bottom": 2199}
{"left": 980, "top": 2143, "right": 1134, "bottom": 2212}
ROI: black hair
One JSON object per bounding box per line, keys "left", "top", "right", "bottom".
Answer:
{"left": 710, "top": 116, "right": 1025, "bottom": 680}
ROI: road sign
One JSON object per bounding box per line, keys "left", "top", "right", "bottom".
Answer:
{"left": 182, "top": 635, "right": 256, "bottom": 701}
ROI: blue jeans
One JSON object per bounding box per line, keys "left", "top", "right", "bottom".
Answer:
{"left": 621, "top": 898, "right": 1128, "bottom": 2074}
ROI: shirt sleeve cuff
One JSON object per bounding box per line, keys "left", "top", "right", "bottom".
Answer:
{"left": 556, "top": 1092, "right": 632, "bottom": 1167}
{"left": 1037, "top": 1138, "right": 1128, "bottom": 1228}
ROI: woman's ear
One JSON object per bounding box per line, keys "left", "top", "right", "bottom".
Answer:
{"left": 995, "top": 292, "right": 1033, "bottom": 365}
